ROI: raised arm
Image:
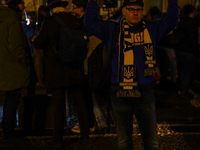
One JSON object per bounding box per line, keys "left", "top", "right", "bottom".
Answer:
{"left": 146, "top": 0, "right": 179, "bottom": 42}
{"left": 84, "top": 0, "right": 115, "bottom": 44}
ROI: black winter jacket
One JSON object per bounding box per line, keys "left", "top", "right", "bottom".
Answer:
{"left": 174, "top": 16, "right": 198, "bottom": 56}
{"left": 34, "top": 12, "right": 85, "bottom": 88}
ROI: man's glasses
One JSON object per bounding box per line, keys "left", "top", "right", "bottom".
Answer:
{"left": 125, "top": 7, "right": 143, "bottom": 13}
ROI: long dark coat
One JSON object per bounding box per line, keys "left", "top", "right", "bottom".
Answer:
{"left": 34, "top": 12, "right": 85, "bottom": 88}
{"left": 0, "top": 6, "right": 31, "bottom": 91}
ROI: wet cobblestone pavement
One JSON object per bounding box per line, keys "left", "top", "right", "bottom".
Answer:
{"left": 1, "top": 82, "right": 200, "bottom": 149}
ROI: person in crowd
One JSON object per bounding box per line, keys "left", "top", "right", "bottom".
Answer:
{"left": 37, "top": 5, "right": 50, "bottom": 31}
{"left": 174, "top": 4, "right": 198, "bottom": 99}
{"left": 157, "top": 31, "right": 178, "bottom": 88}
{"left": 153, "top": 6, "right": 180, "bottom": 90}
{"left": 34, "top": 0, "right": 90, "bottom": 148}
{"left": 155, "top": 7, "right": 180, "bottom": 90}
{"left": 145, "top": 6, "right": 162, "bottom": 21}
{"left": 21, "top": 9, "right": 35, "bottom": 61}
{"left": 155, "top": 16, "right": 177, "bottom": 89}
{"left": 27, "top": 11, "right": 35, "bottom": 28}
{"left": 0, "top": 0, "right": 32, "bottom": 138}
{"left": 32, "top": 5, "right": 50, "bottom": 89}
{"left": 108, "top": 6, "right": 123, "bottom": 22}
{"left": 84, "top": 0, "right": 179, "bottom": 149}
{"left": 71, "top": 0, "right": 98, "bottom": 134}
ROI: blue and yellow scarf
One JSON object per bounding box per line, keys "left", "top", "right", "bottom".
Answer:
{"left": 117, "top": 17, "right": 157, "bottom": 98}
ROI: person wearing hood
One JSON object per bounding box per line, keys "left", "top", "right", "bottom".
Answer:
{"left": 0, "top": 0, "right": 32, "bottom": 138}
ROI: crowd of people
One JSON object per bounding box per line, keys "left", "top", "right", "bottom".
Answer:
{"left": 0, "top": 0, "right": 199, "bottom": 149}
{"left": 145, "top": 4, "right": 200, "bottom": 100}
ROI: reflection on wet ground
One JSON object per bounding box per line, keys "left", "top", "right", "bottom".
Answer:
{"left": 0, "top": 82, "right": 200, "bottom": 149}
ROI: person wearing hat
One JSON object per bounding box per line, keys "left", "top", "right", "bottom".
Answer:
{"left": 0, "top": 0, "right": 32, "bottom": 138}
{"left": 84, "top": 0, "right": 179, "bottom": 149}
{"left": 34, "top": 0, "right": 90, "bottom": 148}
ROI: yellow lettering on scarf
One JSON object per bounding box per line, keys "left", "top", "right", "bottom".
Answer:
{"left": 117, "top": 90, "right": 141, "bottom": 97}
{"left": 145, "top": 60, "right": 156, "bottom": 64}
{"left": 135, "top": 33, "right": 140, "bottom": 42}
{"left": 140, "top": 32, "right": 144, "bottom": 42}
{"left": 130, "top": 32, "right": 143, "bottom": 44}
{"left": 119, "top": 82, "right": 138, "bottom": 86}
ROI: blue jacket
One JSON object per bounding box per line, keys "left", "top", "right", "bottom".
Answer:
{"left": 22, "top": 22, "right": 35, "bottom": 61}
{"left": 22, "top": 22, "right": 35, "bottom": 41}
{"left": 84, "top": 0, "right": 179, "bottom": 87}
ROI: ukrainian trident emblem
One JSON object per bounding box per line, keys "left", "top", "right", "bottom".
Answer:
{"left": 122, "top": 65, "right": 135, "bottom": 79}
{"left": 144, "top": 44, "right": 153, "bottom": 57}
{"left": 144, "top": 44, "right": 155, "bottom": 67}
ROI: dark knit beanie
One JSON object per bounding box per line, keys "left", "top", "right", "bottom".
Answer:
{"left": 123, "top": 0, "right": 144, "bottom": 7}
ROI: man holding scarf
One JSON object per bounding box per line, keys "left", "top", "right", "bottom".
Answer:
{"left": 84, "top": 0, "right": 179, "bottom": 149}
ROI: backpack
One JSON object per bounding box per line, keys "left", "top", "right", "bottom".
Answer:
{"left": 54, "top": 16, "right": 89, "bottom": 66}
{"left": 88, "top": 24, "right": 120, "bottom": 97}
